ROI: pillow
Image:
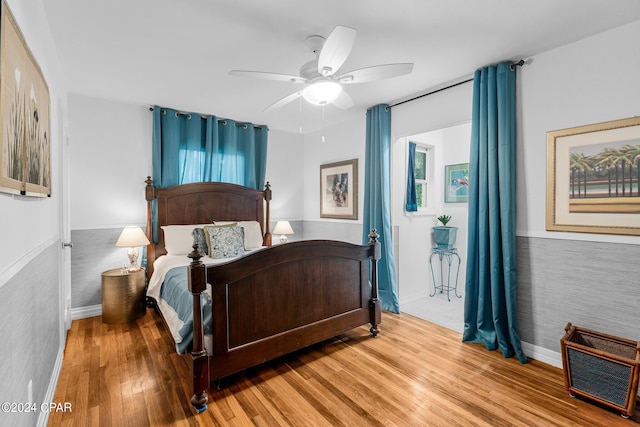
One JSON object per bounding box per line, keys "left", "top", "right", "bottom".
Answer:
{"left": 237, "top": 221, "right": 264, "bottom": 250}
{"left": 192, "top": 228, "right": 209, "bottom": 256}
{"left": 204, "top": 225, "right": 245, "bottom": 259}
{"left": 213, "top": 220, "right": 264, "bottom": 250}
{"left": 192, "top": 223, "right": 237, "bottom": 256}
{"left": 162, "top": 224, "right": 210, "bottom": 255}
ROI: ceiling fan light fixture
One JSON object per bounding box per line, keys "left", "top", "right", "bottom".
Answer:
{"left": 302, "top": 80, "right": 342, "bottom": 105}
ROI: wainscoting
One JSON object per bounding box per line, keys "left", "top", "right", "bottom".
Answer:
{"left": 402, "top": 236, "right": 640, "bottom": 368}
{"left": 516, "top": 236, "right": 640, "bottom": 354}
{"left": 68, "top": 225, "right": 639, "bottom": 371}
{"left": 0, "top": 241, "right": 61, "bottom": 427}
{"left": 301, "top": 220, "right": 362, "bottom": 244}
{"left": 70, "top": 228, "right": 124, "bottom": 309}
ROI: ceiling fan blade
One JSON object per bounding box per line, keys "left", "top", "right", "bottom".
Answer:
{"left": 331, "top": 90, "right": 354, "bottom": 110}
{"left": 264, "top": 91, "right": 302, "bottom": 112}
{"left": 339, "top": 63, "right": 414, "bottom": 84}
{"left": 317, "top": 26, "right": 356, "bottom": 77}
{"left": 230, "top": 70, "right": 306, "bottom": 83}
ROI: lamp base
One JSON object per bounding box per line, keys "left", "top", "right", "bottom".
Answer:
{"left": 279, "top": 235, "right": 288, "bottom": 244}
{"left": 128, "top": 248, "right": 141, "bottom": 271}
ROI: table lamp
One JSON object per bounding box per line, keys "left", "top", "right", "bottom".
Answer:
{"left": 273, "top": 221, "right": 294, "bottom": 244}
{"left": 115, "top": 226, "right": 150, "bottom": 271}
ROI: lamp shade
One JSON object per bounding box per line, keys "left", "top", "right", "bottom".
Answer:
{"left": 115, "top": 226, "right": 150, "bottom": 247}
{"left": 302, "top": 81, "right": 342, "bottom": 105}
{"left": 273, "top": 221, "right": 294, "bottom": 235}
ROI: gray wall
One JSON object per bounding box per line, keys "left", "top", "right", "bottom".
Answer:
{"left": 70, "top": 222, "right": 307, "bottom": 309}
{"left": 302, "top": 220, "right": 362, "bottom": 245}
{"left": 0, "top": 242, "right": 61, "bottom": 427}
{"left": 70, "top": 228, "right": 125, "bottom": 308}
{"left": 517, "top": 236, "right": 640, "bottom": 352}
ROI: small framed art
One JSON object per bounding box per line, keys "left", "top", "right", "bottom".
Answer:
{"left": 444, "top": 163, "right": 469, "bottom": 203}
{"left": 320, "top": 159, "right": 358, "bottom": 220}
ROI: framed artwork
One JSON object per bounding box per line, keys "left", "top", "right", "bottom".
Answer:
{"left": 0, "top": 0, "right": 51, "bottom": 197}
{"left": 320, "top": 159, "right": 358, "bottom": 220}
{"left": 444, "top": 163, "right": 469, "bottom": 203}
{"left": 546, "top": 116, "right": 640, "bottom": 236}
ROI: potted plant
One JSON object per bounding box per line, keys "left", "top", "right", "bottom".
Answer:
{"left": 432, "top": 215, "right": 458, "bottom": 249}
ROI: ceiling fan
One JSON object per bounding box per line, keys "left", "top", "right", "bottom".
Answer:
{"left": 229, "top": 25, "right": 414, "bottom": 112}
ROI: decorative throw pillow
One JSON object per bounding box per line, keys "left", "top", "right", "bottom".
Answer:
{"left": 192, "top": 228, "right": 209, "bottom": 256}
{"left": 213, "top": 220, "right": 264, "bottom": 250}
{"left": 204, "top": 225, "right": 245, "bottom": 259}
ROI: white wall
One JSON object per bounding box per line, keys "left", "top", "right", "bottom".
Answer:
{"left": 265, "top": 129, "right": 304, "bottom": 222}
{"left": 0, "top": 0, "right": 67, "bottom": 277}
{"left": 68, "top": 95, "right": 304, "bottom": 230}
{"left": 518, "top": 19, "right": 640, "bottom": 246}
{"left": 69, "top": 94, "right": 151, "bottom": 230}
{"left": 302, "top": 116, "right": 366, "bottom": 223}
{"left": 0, "top": 2, "right": 69, "bottom": 426}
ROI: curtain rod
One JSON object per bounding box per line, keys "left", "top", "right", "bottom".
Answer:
{"left": 148, "top": 106, "right": 267, "bottom": 130}
{"left": 387, "top": 59, "right": 525, "bottom": 109}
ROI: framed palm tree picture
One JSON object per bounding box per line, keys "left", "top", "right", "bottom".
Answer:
{"left": 546, "top": 116, "right": 640, "bottom": 236}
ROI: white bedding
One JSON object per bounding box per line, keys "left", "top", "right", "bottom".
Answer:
{"left": 147, "top": 249, "right": 263, "bottom": 353}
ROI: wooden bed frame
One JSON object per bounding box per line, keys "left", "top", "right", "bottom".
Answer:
{"left": 144, "top": 177, "right": 382, "bottom": 413}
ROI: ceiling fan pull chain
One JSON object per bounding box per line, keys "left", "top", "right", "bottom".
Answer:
{"left": 299, "top": 95, "right": 303, "bottom": 134}
{"left": 322, "top": 105, "right": 326, "bottom": 143}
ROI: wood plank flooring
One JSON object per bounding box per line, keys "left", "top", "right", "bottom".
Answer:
{"left": 48, "top": 309, "right": 637, "bottom": 426}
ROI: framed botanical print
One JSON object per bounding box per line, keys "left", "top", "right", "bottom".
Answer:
{"left": 0, "top": 0, "right": 51, "bottom": 197}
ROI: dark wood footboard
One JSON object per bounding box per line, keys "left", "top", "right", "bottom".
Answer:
{"left": 186, "top": 230, "right": 381, "bottom": 413}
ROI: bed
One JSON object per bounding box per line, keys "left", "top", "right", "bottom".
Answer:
{"left": 144, "top": 177, "right": 382, "bottom": 413}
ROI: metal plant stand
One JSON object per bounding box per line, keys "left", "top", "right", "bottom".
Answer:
{"left": 429, "top": 247, "right": 461, "bottom": 301}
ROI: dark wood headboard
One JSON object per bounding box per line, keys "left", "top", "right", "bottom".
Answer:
{"left": 144, "top": 176, "right": 272, "bottom": 277}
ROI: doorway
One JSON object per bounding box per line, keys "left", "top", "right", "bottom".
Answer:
{"left": 392, "top": 122, "right": 470, "bottom": 333}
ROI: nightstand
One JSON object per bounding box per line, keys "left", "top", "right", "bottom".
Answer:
{"left": 101, "top": 268, "right": 146, "bottom": 324}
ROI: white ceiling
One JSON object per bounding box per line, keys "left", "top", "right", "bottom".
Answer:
{"left": 43, "top": 0, "right": 640, "bottom": 134}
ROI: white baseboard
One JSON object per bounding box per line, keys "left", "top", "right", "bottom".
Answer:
{"left": 37, "top": 346, "right": 64, "bottom": 427}
{"left": 71, "top": 304, "right": 101, "bottom": 320}
{"left": 64, "top": 308, "right": 72, "bottom": 330}
{"left": 521, "top": 341, "right": 562, "bottom": 368}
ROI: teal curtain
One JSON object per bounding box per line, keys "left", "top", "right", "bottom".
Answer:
{"left": 151, "top": 106, "right": 268, "bottom": 241}
{"left": 405, "top": 142, "right": 418, "bottom": 212}
{"left": 363, "top": 104, "right": 400, "bottom": 313}
{"left": 462, "top": 62, "right": 526, "bottom": 363}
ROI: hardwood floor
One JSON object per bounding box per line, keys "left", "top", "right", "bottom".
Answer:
{"left": 48, "top": 309, "right": 636, "bottom": 426}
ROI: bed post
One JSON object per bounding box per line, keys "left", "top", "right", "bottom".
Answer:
{"left": 263, "top": 182, "right": 272, "bottom": 247}
{"left": 187, "top": 244, "right": 209, "bottom": 413}
{"left": 145, "top": 176, "right": 156, "bottom": 280}
{"left": 368, "top": 229, "right": 382, "bottom": 337}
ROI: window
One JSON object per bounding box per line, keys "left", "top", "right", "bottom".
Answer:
{"left": 403, "top": 138, "right": 436, "bottom": 215}
{"left": 414, "top": 147, "right": 428, "bottom": 209}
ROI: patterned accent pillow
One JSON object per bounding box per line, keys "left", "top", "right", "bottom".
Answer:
{"left": 192, "top": 228, "right": 209, "bottom": 256}
{"left": 204, "top": 225, "right": 245, "bottom": 259}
